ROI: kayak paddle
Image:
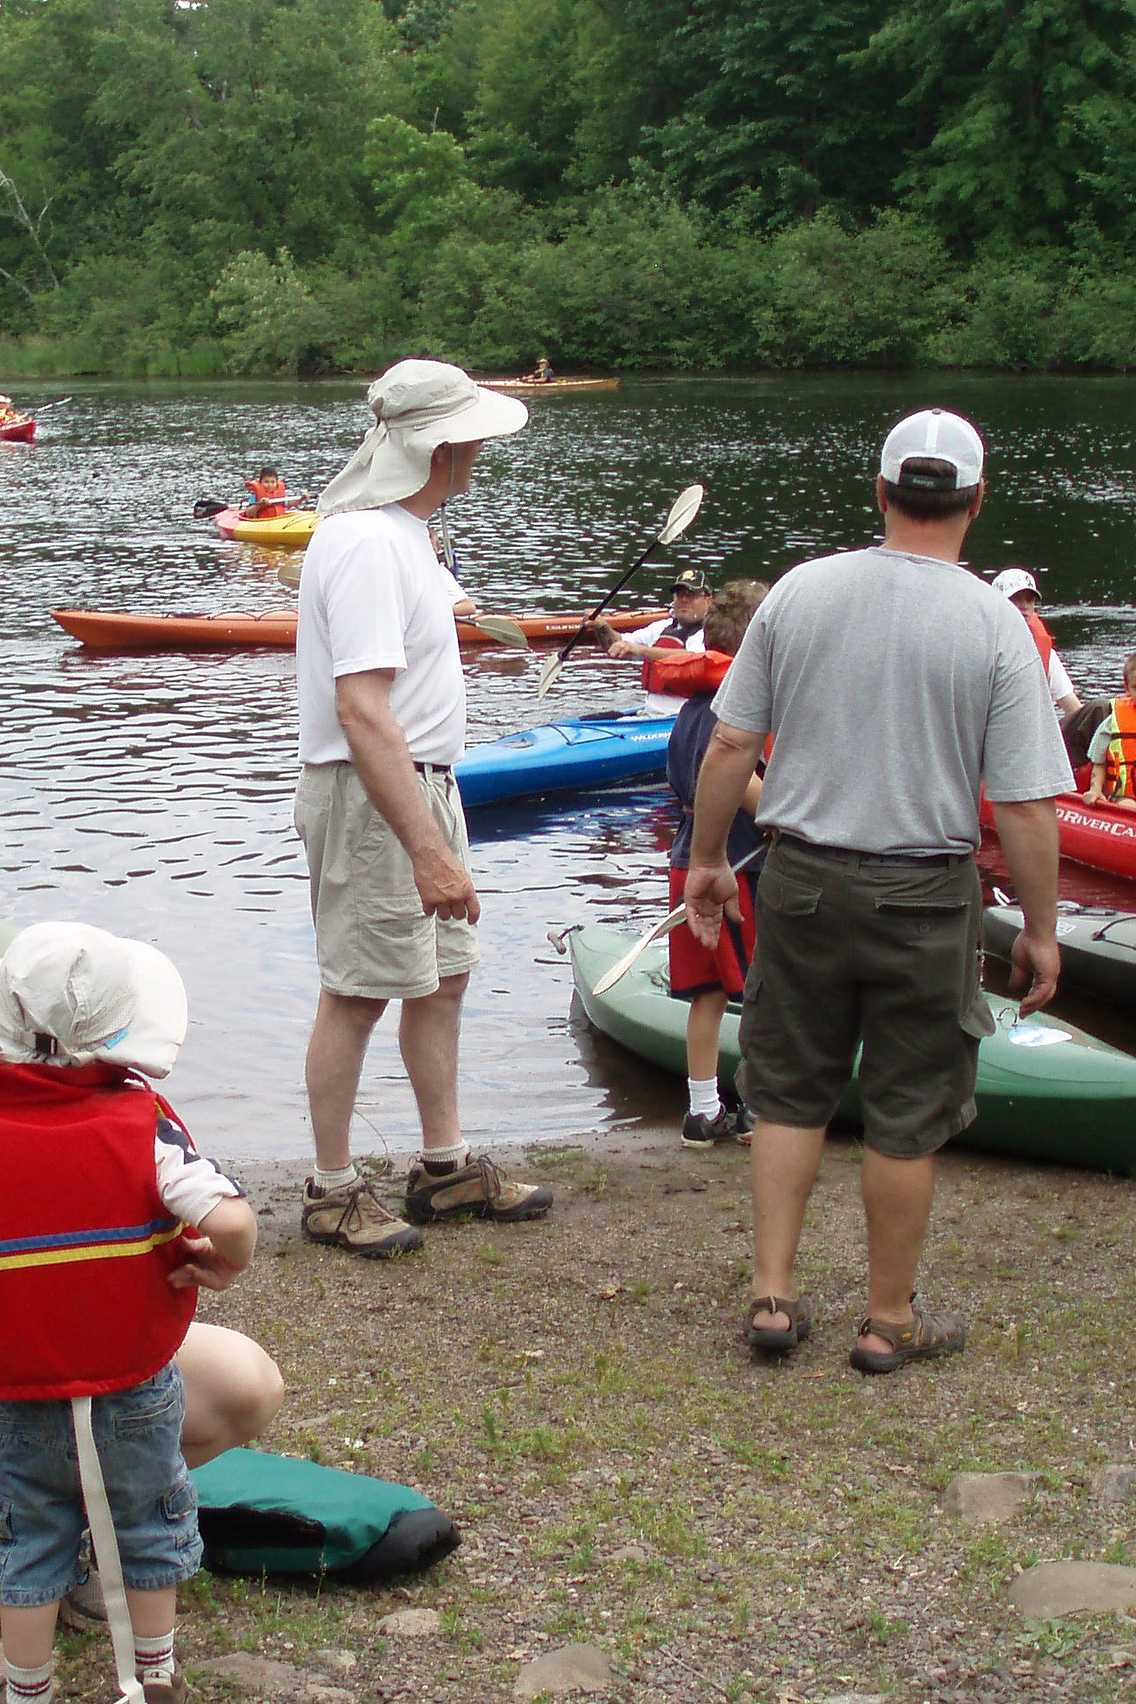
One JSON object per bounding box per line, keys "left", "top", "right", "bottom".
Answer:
{"left": 194, "top": 497, "right": 229, "bottom": 519}
{"left": 591, "top": 846, "right": 765, "bottom": 996}
{"left": 28, "top": 396, "right": 72, "bottom": 417}
{"left": 274, "top": 561, "right": 529, "bottom": 648}
{"left": 536, "top": 483, "right": 705, "bottom": 699}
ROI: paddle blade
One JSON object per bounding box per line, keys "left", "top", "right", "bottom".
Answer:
{"left": 194, "top": 498, "right": 229, "bottom": 519}
{"left": 277, "top": 561, "right": 302, "bottom": 590}
{"left": 537, "top": 652, "right": 564, "bottom": 698}
{"left": 593, "top": 907, "right": 688, "bottom": 996}
{"left": 472, "top": 615, "right": 530, "bottom": 649}
{"left": 659, "top": 483, "right": 704, "bottom": 545}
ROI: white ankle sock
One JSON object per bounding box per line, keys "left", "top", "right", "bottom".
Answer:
{"left": 687, "top": 1077, "right": 722, "bottom": 1119}
{"left": 420, "top": 1140, "right": 469, "bottom": 1174}
{"left": 5, "top": 1658, "right": 54, "bottom": 1703}
{"left": 134, "top": 1631, "right": 175, "bottom": 1677}
{"left": 313, "top": 1163, "right": 358, "bottom": 1192}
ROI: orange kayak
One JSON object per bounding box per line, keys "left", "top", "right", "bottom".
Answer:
{"left": 50, "top": 607, "right": 668, "bottom": 653}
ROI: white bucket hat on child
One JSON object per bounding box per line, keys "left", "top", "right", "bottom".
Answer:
{"left": 0, "top": 922, "right": 188, "bottom": 1078}
{"left": 316, "top": 359, "right": 528, "bottom": 516}
{"left": 879, "top": 409, "right": 985, "bottom": 490}
{"left": 991, "top": 567, "right": 1040, "bottom": 601}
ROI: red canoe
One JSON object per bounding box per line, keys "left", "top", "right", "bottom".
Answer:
{"left": 981, "top": 791, "right": 1136, "bottom": 884}
{"left": 50, "top": 606, "right": 668, "bottom": 653}
{"left": 0, "top": 416, "right": 36, "bottom": 443}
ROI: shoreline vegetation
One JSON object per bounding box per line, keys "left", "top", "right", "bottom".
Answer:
{"left": 5, "top": 1, "right": 1136, "bottom": 380}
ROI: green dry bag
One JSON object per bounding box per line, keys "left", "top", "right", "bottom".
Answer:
{"left": 190, "top": 1449, "right": 459, "bottom": 1582}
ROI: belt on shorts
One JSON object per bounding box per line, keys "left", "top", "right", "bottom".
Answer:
{"left": 770, "top": 830, "right": 971, "bottom": 869}
{"left": 413, "top": 761, "right": 453, "bottom": 777}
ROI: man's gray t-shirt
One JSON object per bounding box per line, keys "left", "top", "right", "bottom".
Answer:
{"left": 712, "top": 545, "right": 1073, "bottom": 855}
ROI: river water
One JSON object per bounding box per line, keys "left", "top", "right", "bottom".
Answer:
{"left": 1, "top": 375, "right": 1135, "bottom": 1162}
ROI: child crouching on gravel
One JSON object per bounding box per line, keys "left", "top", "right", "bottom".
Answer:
{"left": 0, "top": 923, "right": 257, "bottom": 1704}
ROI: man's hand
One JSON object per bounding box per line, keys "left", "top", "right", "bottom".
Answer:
{"left": 605, "top": 637, "right": 637, "bottom": 659}
{"left": 168, "top": 1232, "right": 244, "bottom": 1292}
{"left": 413, "top": 845, "right": 481, "bottom": 923}
{"left": 1083, "top": 787, "right": 1106, "bottom": 807}
{"left": 683, "top": 861, "right": 742, "bottom": 949}
{"left": 1007, "top": 929, "right": 1061, "bottom": 1016}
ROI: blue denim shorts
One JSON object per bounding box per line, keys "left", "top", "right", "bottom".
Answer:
{"left": 0, "top": 1362, "right": 202, "bottom": 1607}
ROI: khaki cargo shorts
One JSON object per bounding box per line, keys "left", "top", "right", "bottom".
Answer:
{"left": 294, "top": 762, "right": 479, "bottom": 1001}
{"left": 738, "top": 833, "right": 993, "bottom": 1157}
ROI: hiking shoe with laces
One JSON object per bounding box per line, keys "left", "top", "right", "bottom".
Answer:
{"left": 140, "top": 1665, "right": 188, "bottom": 1704}
{"left": 302, "top": 1177, "right": 424, "bottom": 1257}
{"left": 404, "top": 1154, "right": 553, "bottom": 1224}
{"left": 681, "top": 1106, "right": 741, "bottom": 1149}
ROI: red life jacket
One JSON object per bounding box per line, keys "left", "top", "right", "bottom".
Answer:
{"left": 0, "top": 1062, "right": 196, "bottom": 1400}
{"left": 1026, "top": 611, "right": 1054, "bottom": 675}
{"left": 641, "top": 622, "right": 693, "bottom": 690}
{"left": 244, "top": 478, "right": 288, "bottom": 518}
{"left": 644, "top": 648, "right": 732, "bottom": 699}
{"left": 1104, "top": 694, "right": 1136, "bottom": 803}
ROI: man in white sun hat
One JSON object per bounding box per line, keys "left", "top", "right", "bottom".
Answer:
{"left": 295, "top": 359, "right": 553, "bottom": 1257}
{"left": 684, "top": 408, "right": 1072, "bottom": 1376}
{"left": 0, "top": 922, "right": 261, "bottom": 1704}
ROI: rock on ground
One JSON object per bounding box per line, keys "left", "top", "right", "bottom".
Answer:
{"left": 1010, "top": 1561, "right": 1136, "bottom": 1618}
{"left": 514, "top": 1642, "right": 613, "bottom": 1698}
{"left": 942, "top": 1470, "right": 1038, "bottom": 1522}
{"left": 196, "top": 1653, "right": 355, "bottom": 1701}
{"left": 377, "top": 1606, "right": 442, "bottom": 1636}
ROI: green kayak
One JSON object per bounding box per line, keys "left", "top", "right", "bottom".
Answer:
{"left": 568, "top": 925, "right": 1136, "bottom": 1174}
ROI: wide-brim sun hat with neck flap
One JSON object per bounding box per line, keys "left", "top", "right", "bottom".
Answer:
{"left": 0, "top": 921, "right": 188, "bottom": 1079}
{"left": 879, "top": 408, "right": 985, "bottom": 491}
{"left": 317, "top": 359, "right": 528, "bottom": 516}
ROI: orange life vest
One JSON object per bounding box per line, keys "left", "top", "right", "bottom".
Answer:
{"left": 1026, "top": 611, "right": 1054, "bottom": 674}
{"left": 0, "top": 1062, "right": 196, "bottom": 1400}
{"left": 1104, "top": 694, "right": 1136, "bottom": 803}
{"left": 644, "top": 648, "right": 732, "bottom": 698}
{"left": 244, "top": 477, "right": 288, "bottom": 518}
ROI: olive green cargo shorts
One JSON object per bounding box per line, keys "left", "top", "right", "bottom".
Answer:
{"left": 294, "top": 762, "right": 479, "bottom": 1001}
{"left": 738, "top": 833, "right": 993, "bottom": 1157}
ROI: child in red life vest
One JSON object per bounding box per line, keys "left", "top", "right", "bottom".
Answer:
{"left": 666, "top": 580, "right": 769, "bottom": 1147}
{"left": 1084, "top": 651, "right": 1136, "bottom": 812}
{"left": 242, "top": 465, "right": 289, "bottom": 518}
{"left": 0, "top": 923, "right": 258, "bottom": 1704}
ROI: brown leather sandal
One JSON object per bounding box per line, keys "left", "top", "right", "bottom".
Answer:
{"left": 849, "top": 1298, "right": 966, "bottom": 1375}
{"left": 744, "top": 1293, "right": 812, "bottom": 1354}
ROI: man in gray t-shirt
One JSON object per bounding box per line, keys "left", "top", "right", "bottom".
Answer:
{"left": 685, "top": 409, "right": 1071, "bottom": 1377}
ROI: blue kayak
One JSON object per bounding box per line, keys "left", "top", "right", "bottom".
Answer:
{"left": 455, "top": 711, "right": 674, "bottom": 808}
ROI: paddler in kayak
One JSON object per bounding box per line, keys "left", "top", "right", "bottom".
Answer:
{"left": 521, "top": 355, "right": 554, "bottom": 383}
{"left": 666, "top": 579, "right": 768, "bottom": 1149}
{"left": 597, "top": 568, "right": 713, "bottom": 716}
{"left": 990, "top": 567, "right": 1109, "bottom": 765}
{"left": 1084, "top": 651, "right": 1136, "bottom": 812}
{"left": 0, "top": 395, "right": 22, "bottom": 425}
{"left": 240, "top": 465, "right": 310, "bottom": 520}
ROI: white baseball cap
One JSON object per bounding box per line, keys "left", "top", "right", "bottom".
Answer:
{"left": 317, "top": 359, "right": 528, "bottom": 515}
{"left": 880, "top": 409, "right": 984, "bottom": 491}
{"left": 991, "top": 568, "right": 1040, "bottom": 601}
{"left": 0, "top": 922, "right": 188, "bottom": 1078}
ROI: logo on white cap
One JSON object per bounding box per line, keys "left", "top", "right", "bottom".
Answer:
{"left": 879, "top": 409, "right": 985, "bottom": 491}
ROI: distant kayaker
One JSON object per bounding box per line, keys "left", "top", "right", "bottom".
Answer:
{"left": 666, "top": 579, "right": 768, "bottom": 1149}
{"left": 522, "top": 356, "right": 554, "bottom": 383}
{"left": 685, "top": 408, "right": 1071, "bottom": 1375}
{"left": 0, "top": 394, "right": 21, "bottom": 424}
{"left": 598, "top": 568, "right": 713, "bottom": 717}
{"left": 242, "top": 466, "right": 291, "bottom": 519}
{"left": 1083, "top": 650, "right": 1136, "bottom": 812}
{"left": 294, "top": 359, "right": 553, "bottom": 1257}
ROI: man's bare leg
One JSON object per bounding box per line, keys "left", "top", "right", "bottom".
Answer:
{"left": 859, "top": 1148, "right": 936, "bottom": 1356}
{"left": 398, "top": 972, "right": 468, "bottom": 1151}
{"left": 749, "top": 1120, "right": 826, "bottom": 1330}
{"left": 305, "top": 988, "right": 387, "bottom": 1170}
{"left": 177, "top": 1322, "right": 286, "bottom": 1468}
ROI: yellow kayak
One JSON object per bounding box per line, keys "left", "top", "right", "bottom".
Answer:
{"left": 214, "top": 508, "right": 320, "bottom": 548}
